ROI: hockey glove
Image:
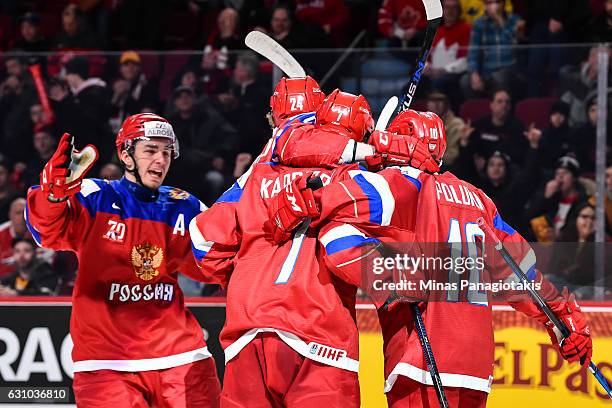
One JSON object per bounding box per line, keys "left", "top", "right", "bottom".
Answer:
{"left": 40, "top": 133, "right": 98, "bottom": 202}
{"left": 366, "top": 131, "right": 439, "bottom": 172}
{"left": 519, "top": 289, "right": 592, "bottom": 366}
{"left": 264, "top": 175, "right": 320, "bottom": 244}
{"left": 545, "top": 291, "right": 592, "bottom": 366}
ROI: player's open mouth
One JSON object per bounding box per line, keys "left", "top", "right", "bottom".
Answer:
{"left": 149, "top": 170, "right": 163, "bottom": 179}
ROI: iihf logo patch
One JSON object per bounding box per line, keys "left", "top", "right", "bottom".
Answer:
{"left": 309, "top": 344, "right": 318, "bottom": 354}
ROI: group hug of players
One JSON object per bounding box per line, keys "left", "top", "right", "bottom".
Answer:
{"left": 25, "top": 74, "right": 593, "bottom": 407}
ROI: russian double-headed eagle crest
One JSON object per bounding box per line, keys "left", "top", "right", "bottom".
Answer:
{"left": 168, "top": 188, "right": 189, "bottom": 200}
{"left": 131, "top": 242, "right": 164, "bottom": 281}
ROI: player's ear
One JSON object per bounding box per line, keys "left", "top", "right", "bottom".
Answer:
{"left": 120, "top": 150, "right": 135, "bottom": 171}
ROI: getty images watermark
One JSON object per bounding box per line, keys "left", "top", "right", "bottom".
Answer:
{"left": 362, "top": 244, "right": 544, "bottom": 302}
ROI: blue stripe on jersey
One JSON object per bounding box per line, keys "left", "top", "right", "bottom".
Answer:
{"left": 24, "top": 192, "right": 42, "bottom": 247}
{"left": 493, "top": 213, "right": 516, "bottom": 236}
{"left": 216, "top": 182, "right": 243, "bottom": 203}
{"left": 525, "top": 265, "right": 537, "bottom": 281}
{"left": 402, "top": 174, "right": 422, "bottom": 192}
{"left": 325, "top": 235, "right": 380, "bottom": 255}
{"left": 191, "top": 242, "right": 209, "bottom": 260}
{"left": 74, "top": 179, "right": 202, "bottom": 228}
{"left": 353, "top": 173, "right": 383, "bottom": 224}
{"left": 271, "top": 112, "right": 316, "bottom": 160}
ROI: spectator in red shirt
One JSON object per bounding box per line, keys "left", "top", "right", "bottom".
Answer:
{"left": 426, "top": 0, "right": 472, "bottom": 109}
{"left": 295, "top": 0, "right": 349, "bottom": 45}
{"left": 378, "top": 0, "right": 427, "bottom": 47}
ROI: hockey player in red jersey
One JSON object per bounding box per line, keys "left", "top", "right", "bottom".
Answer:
{"left": 266, "top": 109, "right": 593, "bottom": 408}
{"left": 189, "top": 90, "right": 375, "bottom": 407}
{"left": 26, "top": 113, "right": 221, "bottom": 407}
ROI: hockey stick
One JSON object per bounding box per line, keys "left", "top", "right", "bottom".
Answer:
{"left": 245, "top": 31, "right": 306, "bottom": 78}
{"left": 397, "top": 0, "right": 443, "bottom": 113}
{"left": 375, "top": 96, "right": 399, "bottom": 130}
{"left": 477, "top": 217, "right": 612, "bottom": 399}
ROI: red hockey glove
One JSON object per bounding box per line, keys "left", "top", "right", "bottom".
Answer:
{"left": 366, "top": 131, "right": 439, "bottom": 172}
{"left": 264, "top": 175, "right": 320, "bottom": 244}
{"left": 518, "top": 289, "right": 592, "bottom": 366}
{"left": 545, "top": 291, "right": 592, "bottom": 366}
{"left": 40, "top": 133, "right": 98, "bottom": 202}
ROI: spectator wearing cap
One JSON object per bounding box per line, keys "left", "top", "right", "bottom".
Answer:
{"left": 467, "top": 89, "right": 528, "bottom": 164}
{"left": 53, "top": 4, "right": 100, "bottom": 50}
{"left": 12, "top": 12, "right": 48, "bottom": 53}
{"left": 532, "top": 100, "right": 573, "bottom": 173}
{"left": 571, "top": 98, "right": 608, "bottom": 175}
{"left": 528, "top": 156, "right": 590, "bottom": 242}
{"left": 167, "top": 85, "right": 239, "bottom": 203}
{"left": 110, "top": 51, "right": 159, "bottom": 130}
{"left": 0, "top": 238, "right": 58, "bottom": 296}
{"left": 0, "top": 198, "right": 32, "bottom": 277}
{"left": 426, "top": 90, "right": 465, "bottom": 166}
{"left": 0, "top": 161, "right": 18, "bottom": 225}
{"left": 51, "top": 56, "right": 112, "bottom": 162}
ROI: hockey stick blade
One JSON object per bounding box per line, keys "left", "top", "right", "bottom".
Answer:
{"left": 245, "top": 31, "right": 306, "bottom": 78}
{"left": 375, "top": 96, "right": 399, "bottom": 130}
{"left": 477, "top": 217, "right": 612, "bottom": 399}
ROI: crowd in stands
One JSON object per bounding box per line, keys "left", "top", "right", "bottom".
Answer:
{"left": 0, "top": 0, "right": 610, "bottom": 297}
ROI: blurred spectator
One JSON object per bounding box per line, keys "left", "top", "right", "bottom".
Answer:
{"left": 295, "top": 0, "right": 349, "bottom": 45}
{"left": 51, "top": 56, "right": 113, "bottom": 162}
{"left": 525, "top": 0, "right": 591, "bottom": 96}
{"left": 470, "top": 89, "right": 527, "bottom": 164}
{"left": 30, "top": 104, "right": 52, "bottom": 132}
{"left": 203, "top": 8, "right": 244, "bottom": 67}
{"left": 110, "top": 51, "right": 159, "bottom": 131}
{"left": 0, "top": 160, "right": 18, "bottom": 224}
{"left": 538, "top": 101, "right": 574, "bottom": 172}
{"left": 216, "top": 52, "right": 269, "bottom": 156}
{"left": 0, "top": 56, "right": 36, "bottom": 162}
{"left": 587, "top": 0, "right": 612, "bottom": 42}
{"left": 460, "top": 0, "right": 512, "bottom": 24}
{"left": 0, "top": 198, "right": 30, "bottom": 277}
{"left": 571, "top": 98, "right": 607, "bottom": 174}
{"left": 23, "top": 128, "right": 56, "bottom": 188}
{"left": 528, "top": 156, "right": 590, "bottom": 242}
{"left": 426, "top": 90, "right": 465, "bottom": 166}
{"left": 12, "top": 12, "right": 49, "bottom": 53}
{"left": 77, "top": 0, "right": 113, "bottom": 49}
{"left": 462, "top": 0, "right": 524, "bottom": 99}
{"left": 378, "top": 0, "right": 427, "bottom": 47}
{"left": 559, "top": 46, "right": 610, "bottom": 127}
{"left": 426, "top": 0, "right": 471, "bottom": 109}
{"left": 269, "top": 5, "right": 304, "bottom": 49}
{"left": 167, "top": 85, "right": 239, "bottom": 203}
{"left": 548, "top": 202, "right": 596, "bottom": 291}
{"left": 0, "top": 238, "right": 58, "bottom": 296}
{"left": 53, "top": 4, "right": 100, "bottom": 50}
{"left": 99, "top": 162, "right": 122, "bottom": 180}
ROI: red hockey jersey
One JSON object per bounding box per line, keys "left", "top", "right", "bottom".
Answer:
{"left": 190, "top": 138, "right": 361, "bottom": 372}
{"left": 310, "top": 166, "right": 559, "bottom": 394}
{"left": 26, "top": 177, "right": 212, "bottom": 372}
